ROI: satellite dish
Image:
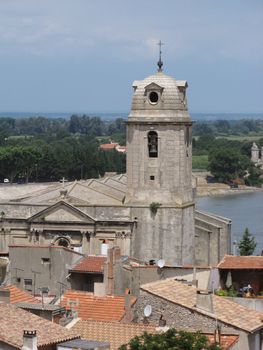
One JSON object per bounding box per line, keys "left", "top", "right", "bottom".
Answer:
{"left": 144, "top": 305, "right": 152, "bottom": 317}
{"left": 157, "top": 259, "right": 165, "bottom": 268}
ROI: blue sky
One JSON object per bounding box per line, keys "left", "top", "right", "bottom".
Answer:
{"left": 0, "top": 0, "right": 262, "bottom": 113}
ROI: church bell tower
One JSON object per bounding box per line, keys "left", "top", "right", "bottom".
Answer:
{"left": 126, "top": 45, "right": 195, "bottom": 266}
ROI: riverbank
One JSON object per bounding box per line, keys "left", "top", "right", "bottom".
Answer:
{"left": 196, "top": 184, "right": 262, "bottom": 198}
{"left": 193, "top": 171, "right": 263, "bottom": 197}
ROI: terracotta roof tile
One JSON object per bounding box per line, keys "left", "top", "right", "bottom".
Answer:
{"left": 0, "top": 303, "right": 78, "bottom": 348}
{"left": 1, "top": 285, "right": 40, "bottom": 304}
{"left": 99, "top": 143, "right": 118, "bottom": 150}
{"left": 206, "top": 334, "right": 239, "bottom": 350}
{"left": 61, "top": 290, "right": 136, "bottom": 322}
{"left": 71, "top": 255, "right": 106, "bottom": 273}
{"left": 217, "top": 255, "right": 263, "bottom": 269}
{"left": 73, "top": 320, "right": 239, "bottom": 350}
{"left": 141, "top": 278, "right": 263, "bottom": 333}
{"left": 72, "top": 320, "right": 156, "bottom": 350}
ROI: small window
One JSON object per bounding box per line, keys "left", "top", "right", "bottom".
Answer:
{"left": 150, "top": 176, "right": 155, "bottom": 180}
{"left": 24, "top": 279, "right": 33, "bottom": 292}
{"left": 148, "top": 131, "right": 158, "bottom": 158}
{"left": 148, "top": 91, "right": 159, "bottom": 104}
{"left": 41, "top": 258, "right": 50, "bottom": 265}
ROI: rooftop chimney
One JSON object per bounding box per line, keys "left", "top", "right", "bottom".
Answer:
{"left": 106, "top": 246, "right": 121, "bottom": 295}
{"left": 22, "top": 330, "right": 37, "bottom": 350}
{"left": 122, "top": 288, "right": 134, "bottom": 323}
{"left": 196, "top": 290, "right": 214, "bottom": 314}
{"left": 0, "top": 289, "right": 10, "bottom": 304}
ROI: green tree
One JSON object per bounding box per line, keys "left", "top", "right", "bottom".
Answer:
{"left": 238, "top": 228, "right": 257, "bottom": 256}
{"left": 0, "top": 146, "right": 25, "bottom": 183}
{"left": 119, "top": 328, "right": 222, "bottom": 350}
{"left": 208, "top": 148, "right": 250, "bottom": 183}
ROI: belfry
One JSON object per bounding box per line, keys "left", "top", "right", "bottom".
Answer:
{"left": 126, "top": 50, "right": 195, "bottom": 265}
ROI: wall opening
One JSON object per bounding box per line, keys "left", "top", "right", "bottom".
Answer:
{"left": 55, "top": 237, "right": 70, "bottom": 248}
{"left": 148, "top": 131, "right": 158, "bottom": 158}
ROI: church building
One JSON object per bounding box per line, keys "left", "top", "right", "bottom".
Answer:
{"left": 0, "top": 58, "right": 231, "bottom": 267}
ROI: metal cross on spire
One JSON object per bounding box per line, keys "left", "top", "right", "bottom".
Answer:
{"left": 157, "top": 40, "right": 164, "bottom": 72}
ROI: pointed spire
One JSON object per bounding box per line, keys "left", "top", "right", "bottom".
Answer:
{"left": 157, "top": 40, "right": 164, "bottom": 72}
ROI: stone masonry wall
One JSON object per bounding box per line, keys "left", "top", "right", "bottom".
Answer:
{"left": 135, "top": 290, "right": 253, "bottom": 350}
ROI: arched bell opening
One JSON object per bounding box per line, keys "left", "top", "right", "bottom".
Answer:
{"left": 148, "top": 131, "right": 158, "bottom": 158}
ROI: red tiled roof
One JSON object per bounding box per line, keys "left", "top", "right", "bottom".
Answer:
{"left": 217, "top": 255, "right": 263, "bottom": 269}
{"left": 0, "top": 303, "right": 78, "bottom": 348}
{"left": 61, "top": 290, "right": 136, "bottom": 321}
{"left": 73, "top": 320, "right": 239, "bottom": 350}
{"left": 1, "top": 285, "right": 40, "bottom": 305}
{"left": 206, "top": 334, "right": 239, "bottom": 350}
{"left": 70, "top": 255, "right": 106, "bottom": 273}
{"left": 99, "top": 143, "right": 118, "bottom": 150}
{"left": 73, "top": 320, "right": 156, "bottom": 350}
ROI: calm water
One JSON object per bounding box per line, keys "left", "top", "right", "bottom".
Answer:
{"left": 196, "top": 191, "right": 263, "bottom": 254}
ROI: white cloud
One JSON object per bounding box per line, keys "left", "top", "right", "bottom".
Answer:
{"left": 0, "top": 0, "right": 262, "bottom": 62}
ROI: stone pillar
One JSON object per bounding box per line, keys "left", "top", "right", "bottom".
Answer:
{"left": 81, "top": 230, "right": 90, "bottom": 254}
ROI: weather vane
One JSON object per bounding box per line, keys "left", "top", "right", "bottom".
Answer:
{"left": 157, "top": 40, "right": 164, "bottom": 72}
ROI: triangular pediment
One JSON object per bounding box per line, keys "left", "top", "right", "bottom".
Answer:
{"left": 28, "top": 201, "right": 96, "bottom": 223}
{"left": 144, "top": 82, "right": 164, "bottom": 91}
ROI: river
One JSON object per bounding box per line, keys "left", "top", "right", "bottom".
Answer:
{"left": 196, "top": 191, "right": 263, "bottom": 255}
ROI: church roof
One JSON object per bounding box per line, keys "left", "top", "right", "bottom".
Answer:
{"left": 2, "top": 174, "right": 127, "bottom": 208}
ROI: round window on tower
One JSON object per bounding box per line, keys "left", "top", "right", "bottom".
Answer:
{"left": 148, "top": 91, "right": 159, "bottom": 104}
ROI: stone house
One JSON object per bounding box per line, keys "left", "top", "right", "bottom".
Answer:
{"left": 8, "top": 245, "right": 83, "bottom": 297}
{"left": 135, "top": 278, "right": 263, "bottom": 350}
{"left": 69, "top": 255, "right": 106, "bottom": 293}
{"left": 104, "top": 246, "right": 212, "bottom": 297}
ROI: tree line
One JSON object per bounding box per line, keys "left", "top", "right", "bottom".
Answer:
{"left": 0, "top": 115, "right": 262, "bottom": 185}
{"left": 0, "top": 115, "right": 126, "bottom": 183}
{"left": 1, "top": 115, "right": 262, "bottom": 139}
{"left": 193, "top": 134, "right": 263, "bottom": 185}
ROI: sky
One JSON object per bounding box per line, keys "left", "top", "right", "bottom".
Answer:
{"left": 0, "top": 0, "right": 262, "bottom": 114}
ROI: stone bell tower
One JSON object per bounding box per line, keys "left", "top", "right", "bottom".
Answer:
{"left": 126, "top": 47, "right": 195, "bottom": 266}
